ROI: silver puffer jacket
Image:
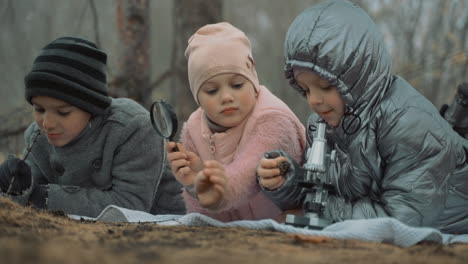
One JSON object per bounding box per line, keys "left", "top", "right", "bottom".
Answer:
{"left": 263, "top": 0, "right": 468, "bottom": 233}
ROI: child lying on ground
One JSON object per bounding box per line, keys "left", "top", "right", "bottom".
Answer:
{"left": 257, "top": 0, "right": 468, "bottom": 233}
{"left": 167, "top": 22, "right": 306, "bottom": 221}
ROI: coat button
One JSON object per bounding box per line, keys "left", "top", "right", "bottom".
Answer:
{"left": 92, "top": 159, "right": 102, "bottom": 169}
{"left": 53, "top": 164, "right": 65, "bottom": 176}
{"left": 210, "top": 146, "right": 216, "bottom": 153}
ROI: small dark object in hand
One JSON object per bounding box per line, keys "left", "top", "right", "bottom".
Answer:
{"left": 278, "top": 160, "right": 290, "bottom": 176}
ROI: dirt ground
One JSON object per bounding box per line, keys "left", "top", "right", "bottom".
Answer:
{"left": 0, "top": 197, "right": 467, "bottom": 264}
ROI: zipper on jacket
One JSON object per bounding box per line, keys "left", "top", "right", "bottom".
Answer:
{"left": 209, "top": 137, "right": 216, "bottom": 154}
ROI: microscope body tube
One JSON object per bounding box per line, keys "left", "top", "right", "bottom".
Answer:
{"left": 285, "top": 120, "right": 334, "bottom": 229}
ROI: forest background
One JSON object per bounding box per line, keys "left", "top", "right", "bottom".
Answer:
{"left": 1, "top": 0, "right": 467, "bottom": 160}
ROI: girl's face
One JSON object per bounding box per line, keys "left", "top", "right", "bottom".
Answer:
{"left": 32, "top": 96, "right": 91, "bottom": 147}
{"left": 198, "top": 73, "right": 257, "bottom": 128}
{"left": 294, "top": 70, "right": 345, "bottom": 127}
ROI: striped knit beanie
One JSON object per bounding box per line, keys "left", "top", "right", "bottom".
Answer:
{"left": 25, "top": 37, "right": 111, "bottom": 115}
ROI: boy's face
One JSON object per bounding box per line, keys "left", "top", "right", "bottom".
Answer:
{"left": 31, "top": 96, "right": 91, "bottom": 147}
{"left": 294, "top": 70, "right": 345, "bottom": 127}
{"left": 198, "top": 73, "right": 257, "bottom": 128}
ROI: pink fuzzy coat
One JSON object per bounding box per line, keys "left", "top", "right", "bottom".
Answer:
{"left": 180, "top": 85, "right": 306, "bottom": 222}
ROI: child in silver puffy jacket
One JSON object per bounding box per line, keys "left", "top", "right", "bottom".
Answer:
{"left": 257, "top": 0, "right": 468, "bottom": 234}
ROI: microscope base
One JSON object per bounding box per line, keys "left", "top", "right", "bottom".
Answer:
{"left": 285, "top": 214, "right": 332, "bottom": 230}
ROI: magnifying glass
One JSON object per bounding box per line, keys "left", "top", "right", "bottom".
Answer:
{"left": 150, "top": 100, "right": 179, "bottom": 151}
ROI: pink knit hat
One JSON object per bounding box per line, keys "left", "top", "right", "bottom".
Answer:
{"left": 185, "top": 22, "right": 260, "bottom": 104}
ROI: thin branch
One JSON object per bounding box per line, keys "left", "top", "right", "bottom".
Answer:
{"left": 145, "top": 70, "right": 173, "bottom": 94}
{"left": 2, "top": 0, "right": 14, "bottom": 24}
{"left": 169, "top": 1, "right": 179, "bottom": 105}
{"left": 89, "top": 0, "right": 101, "bottom": 48}
{"left": 403, "top": 51, "right": 468, "bottom": 79}
{"left": 0, "top": 107, "right": 33, "bottom": 136}
{"left": 89, "top": 0, "right": 112, "bottom": 78}
{"left": 1, "top": 0, "right": 9, "bottom": 18}
{"left": 0, "top": 126, "right": 30, "bottom": 138}
{"left": 76, "top": 1, "right": 89, "bottom": 33}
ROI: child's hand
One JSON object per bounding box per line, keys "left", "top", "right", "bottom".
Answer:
{"left": 167, "top": 142, "right": 203, "bottom": 186}
{"left": 0, "top": 157, "right": 32, "bottom": 194}
{"left": 257, "top": 156, "right": 288, "bottom": 190}
{"left": 195, "top": 160, "right": 227, "bottom": 209}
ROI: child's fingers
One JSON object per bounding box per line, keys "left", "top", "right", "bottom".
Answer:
{"left": 257, "top": 166, "right": 281, "bottom": 179}
{"left": 260, "top": 156, "right": 288, "bottom": 168}
{"left": 195, "top": 174, "right": 216, "bottom": 195}
{"left": 167, "top": 151, "right": 187, "bottom": 163}
{"left": 198, "top": 191, "right": 223, "bottom": 208}
{"left": 173, "top": 166, "right": 196, "bottom": 186}
{"left": 259, "top": 175, "right": 285, "bottom": 190}
{"left": 171, "top": 159, "right": 188, "bottom": 171}
{"left": 206, "top": 174, "right": 227, "bottom": 187}
{"left": 166, "top": 142, "right": 178, "bottom": 153}
{"left": 195, "top": 171, "right": 210, "bottom": 186}
{"left": 176, "top": 143, "right": 189, "bottom": 154}
{"left": 167, "top": 142, "right": 189, "bottom": 155}
{"left": 258, "top": 156, "right": 289, "bottom": 177}
{"left": 259, "top": 158, "right": 280, "bottom": 169}
{"left": 186, "top": 151, "right": 198, "bottom": 160}
{"left": 274, "top": 156, "right": 288, "bottom": 164}
{"left": 203, "top": 160, "right": 223, "bottom": 169}
{"left": 176, "top": 166, "right": 193, "bottom": 178}
{"left": 202, "top": 167, "right": 225, "bottom": 177}
{"left": 197, "top": 182, "right": 225, "bottom": 208}
{"left": 213, "top": 184, "right": 225, "bottom": 196}
{"left": 186, "top": 152, "right": 203, "bottom": 172}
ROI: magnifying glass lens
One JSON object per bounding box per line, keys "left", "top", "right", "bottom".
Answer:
{"left": 150, "top": 100, "right": 179, "bottom": 151}
{"left": 152, "top": 103, "right": 173, "bottom": 138}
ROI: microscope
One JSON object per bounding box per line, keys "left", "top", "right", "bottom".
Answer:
{"left": 285, "top": 119, "right": 336, "bottom": 230}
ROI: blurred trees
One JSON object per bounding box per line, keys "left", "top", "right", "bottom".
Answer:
{"left": 0, "top": 0, "right": 467, "bottom": 159}
{"left": 170, "top": 0, "right": 223, "bottom": 127}
{"left": 359, "top": 0, "right": 468, "bottom": 107}
{"left": 110, "top": 0, "right": 151, "bottom": 107}
{"left": 108, "top": 0, "right": 223, "bottom": 118}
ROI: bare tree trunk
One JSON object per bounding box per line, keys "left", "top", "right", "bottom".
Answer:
{"left": 362, "top": 0, "right": 468, "bottom": 108}
{"left": 0, "top": 107, "right": 32, "bottom": 161}
{"left": 171, "top": 0, "right": 223, "bottom": 132}
{"left": 110, "top": 0, "right": 151, "bottom": 107}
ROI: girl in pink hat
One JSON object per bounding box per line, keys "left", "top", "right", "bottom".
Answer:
{"left": 167, "top": 22, "right": 306, "bottom": 222}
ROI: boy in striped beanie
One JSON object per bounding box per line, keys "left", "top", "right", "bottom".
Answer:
{"left": 25, "top": 36, "right": 111, "bottom": 115}
{"left": 0, "top": 37, "right": 185, "bottom": 217}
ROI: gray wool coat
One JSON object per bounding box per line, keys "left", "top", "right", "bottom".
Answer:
{"left": 263, "top": 0, "right": 468, "bottom": 234}
{"left": 23, "top": 98, "right": 185, "bottom": 217}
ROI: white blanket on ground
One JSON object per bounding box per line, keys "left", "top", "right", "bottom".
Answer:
{"left": 68, "top": 205, "right": 468, "bottom": 248}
